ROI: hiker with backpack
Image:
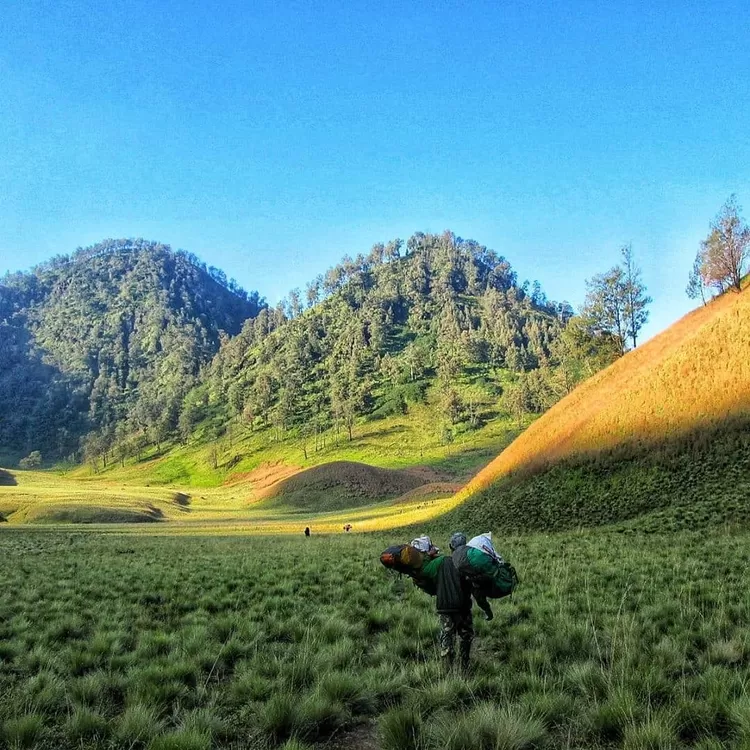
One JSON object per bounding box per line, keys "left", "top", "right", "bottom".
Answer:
{"left": 380, "top": 535, "right": 474, "bottom": 673}
{"left": 449, "top": 532, "right": 518, "bottom": 622}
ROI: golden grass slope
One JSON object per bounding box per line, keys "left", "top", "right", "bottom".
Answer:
{"left": 454, "top": 288, "right": 750, "bottom": 505}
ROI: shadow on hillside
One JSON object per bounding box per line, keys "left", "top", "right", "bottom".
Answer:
{"left": 355, "top": 424, "right": 409, "bottom": 441}
{"left": 172, "top": 492, "right": 192, "bottom": 513}
{"left": 419, "top": 448, "right": 499, "bottom": 480}
{"left": 453, "top": 414, "right": 750, "bottom": 534}
{"left": 264, "top": 460, "right": 427, "bottom": 512}
{"left": 509, "top": 413, "right": 750, "bottom": 483}
{"left": 0, "top": 469, "right": 17, "bottom": 486}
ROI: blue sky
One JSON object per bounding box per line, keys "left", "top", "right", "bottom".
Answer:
{"left": 1, "top": 0, "right": 749, "bottom": 341}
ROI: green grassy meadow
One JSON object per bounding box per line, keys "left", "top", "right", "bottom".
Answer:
{"left": 0, "top": 389, "right": 524, "bottom": 532}
{"left": 2, "top": 529, "right": 750, "bottom": 750}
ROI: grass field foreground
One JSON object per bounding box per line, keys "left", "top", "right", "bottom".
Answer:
{"left": 1, "top": 529, "right": 750, "bottom": 749}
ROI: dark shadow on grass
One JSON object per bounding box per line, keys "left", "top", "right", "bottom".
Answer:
{"left": 0, "top": 468, "right": 17, "bottom": 486}
{"left": 448, "top": 414, "right": 750, "bottom": 534}
{"left": 31, "top": 504, "right": 165, "bottom": 524}
{"left": 264, "top": 461, "right": 427, "bottom": 512}
{"left": 172, "top": 492, "right": 192, "bottom": 513}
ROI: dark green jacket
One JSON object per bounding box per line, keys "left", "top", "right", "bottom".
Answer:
{"left": 413, "top": 555, "right": 472, "bottom": 614}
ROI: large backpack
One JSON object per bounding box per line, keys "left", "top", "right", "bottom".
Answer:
{"left": 453, "top": 545, "right": 518, "bottom": 598}
{"left": 380, "top": 544, "right": 424, "bottom": 575}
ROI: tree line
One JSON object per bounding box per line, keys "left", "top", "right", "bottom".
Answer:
{"left": 0, "top": 239, "right": 263, "bottom": 463}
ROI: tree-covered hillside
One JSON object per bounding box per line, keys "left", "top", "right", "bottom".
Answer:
{"left": 188, "top": 231, "right": 618, "bottom": 458}
{"left": 1, "top": 231, "right": 621, "bottom": 471}
{"left": 0, "top": 240, "right": 263, "bottom": 461}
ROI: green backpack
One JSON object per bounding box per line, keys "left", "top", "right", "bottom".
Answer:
{"left": 453, "top": 545, "right": 519, "bottom": 598}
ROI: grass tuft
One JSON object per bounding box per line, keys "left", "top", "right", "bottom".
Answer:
{"left": 2, "top": 714, "right": 43, "bottom": 749}
{"left": 65, "top": 706, "right": 110, "bottom": 743}
{"left": 378, "top": 707, "right": 425, "bottom": 750}
{"left": 147, "top": 728, "right": 211, "bottom": 750}
{"left": 431, "top": 703, "right": 546, "bottom": 750}
{"left": 115, "top": 704, "right": 164, "bottom": 748}
{"left": 622, "top": 712, "right": 679, "bottom": 750}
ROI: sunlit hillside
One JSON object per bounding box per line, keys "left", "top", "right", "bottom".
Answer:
{"left": 0, "top": 465, "right": 459, "bottom": 533}
{"left": 445, "top": 288, "right": 750, "bottom": 532}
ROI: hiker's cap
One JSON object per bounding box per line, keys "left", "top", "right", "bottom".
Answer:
{"left": 449, "top": 532, "right": 467, "bottom": 551}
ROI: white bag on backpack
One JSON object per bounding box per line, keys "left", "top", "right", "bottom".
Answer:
{"left": 467, "top": 533, "right": 504, "bottom": 564}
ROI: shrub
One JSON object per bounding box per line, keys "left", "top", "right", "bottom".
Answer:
{"left": 18, "top": 451, "right": 42, "bottom": 470}
{"left": 378, "top": 707, "right": 424, "bottom": 750}
{"left": 3, "top": 714, "right": 43, "bottom": 749}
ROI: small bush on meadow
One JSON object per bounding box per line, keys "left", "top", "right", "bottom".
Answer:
{"left": 378, "top": 706, "right": 425, "bottom": 750}
{"left": 2, "top": 714, "right": 43, "bottom": 749}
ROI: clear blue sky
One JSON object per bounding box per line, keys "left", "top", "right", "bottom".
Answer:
{"left": 2, "top": 0, "right": 749, "bottom": 341}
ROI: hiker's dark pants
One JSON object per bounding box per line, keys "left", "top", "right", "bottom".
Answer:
{"left": 438, "top": 611, "right": 473, "bottom": 668}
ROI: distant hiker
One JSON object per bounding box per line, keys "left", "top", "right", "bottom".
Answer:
{"left": 380, "top": 534, "right": 473, "bottom": 672}
{"left": 450, "top": 531, "right": 518, "bottom": 622}
{"left": 343, "top": 523, "right": 352, "bottom": 532}
{"left": 304, "top": 526, "right": 310, "bottom": 537}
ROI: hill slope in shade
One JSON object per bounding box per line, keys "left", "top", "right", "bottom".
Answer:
{"left": 260, "top": 460, "right": 438, "bottom": 511}
{"left": 446, "top": 288, "right": 750, "bottom": 533}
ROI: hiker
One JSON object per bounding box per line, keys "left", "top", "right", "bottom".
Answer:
{"left": 449, "top": 531, "right": 518, "bottom": 622}
{"left": 408, "top": 535, "right": 474, "bottom": 672}
{"left": 304, "top": 526, "right": 310, "bottom": 537}
{"left": 410, "top": 535, "right": 473, "bottom": 671}
{"left": 449, "top": 532, "right": 493, "bottom": 620}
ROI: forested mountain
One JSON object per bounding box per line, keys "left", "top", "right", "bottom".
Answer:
{"left": 188, "top": 231, "right": 618, "bottom": 455}
{"left": 1, "top": 232, "right": 619, "bottom": 468}
{"left": 0, "top": 240, "right": 263, "bottom": 460}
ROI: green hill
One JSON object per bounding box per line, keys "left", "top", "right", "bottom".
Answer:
{"left": 1, "top": 230, "right": 622, "bottom": 522}
{"left": 0, "top": 239, "right": 263, "bottom": 462}
{"left": 445, "top": 287, "right": 750, "bottom": 534}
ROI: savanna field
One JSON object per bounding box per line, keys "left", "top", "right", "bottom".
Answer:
{"left": 2, "top": 529, "right": 750, "bottom": 750}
